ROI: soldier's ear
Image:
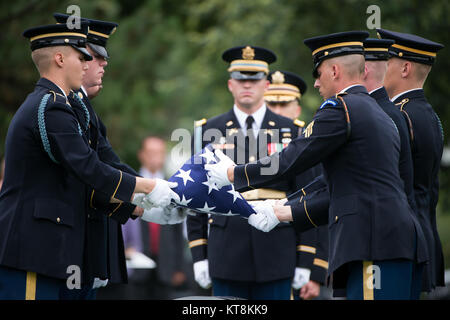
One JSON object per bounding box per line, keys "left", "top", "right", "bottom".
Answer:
{"left": 363, "top": 64, "right": 369, "bottom": 80}
{"left": 54, "top": 51, "right": 65, "bottom": 68}
{"left": 400, "top": 61, "right": 412, "bottom": 78}
{"left": 227, "top": 78, "right": 234, "bottom": 93}
{"left": 331, "top": 64, "right": 339, "bottom": 80}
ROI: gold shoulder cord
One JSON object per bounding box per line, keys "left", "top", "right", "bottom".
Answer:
{"left": 396, "top": 99, "right": 414, "bottom": 143}
{"left": 336, "top": 95, "right": 351, "bottom": 139}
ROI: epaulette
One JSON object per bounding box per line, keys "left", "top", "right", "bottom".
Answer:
{"left": 395, "top": 98, "right": 409, "bottom": 111}
{"left": 335, "top": 92, "right": 348, "bottom": 98}
{"left": 48, "top": 90, "right": 67, "bottom": 104}
{"left": 319, "top": 98, "right": 338, "bottom": 110}
{"left": 293, "top": 119, "right": 305, "bottom": 128}
{"left": 195, "top": 118, "right": 207, "bottom": 127}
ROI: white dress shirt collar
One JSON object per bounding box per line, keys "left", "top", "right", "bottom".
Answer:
{"left": 233, "top": 103, "right": 267, "bottom": 132}
{"left": 54, "top": 83, "right": 68, "bottom": 99}
{"left": 81, "top": 85, "right": 88, "bottom": 98}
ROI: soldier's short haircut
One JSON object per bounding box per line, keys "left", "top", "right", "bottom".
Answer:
{"left": 31, "top": 46, "right": 72, "bottom": 74}
{"left": 365, "top": 60, "right": 388, "bottom": 84}
{"left": 413, "top": 62, "right": 432, "bottom": 83}
{"left": 334, "top": 54, "right": 365, "bottom": 78}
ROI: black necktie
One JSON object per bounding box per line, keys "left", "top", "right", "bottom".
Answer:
{"left": 245, "top": 116, "right": 257, "bottom": 162}
{"left": 246, "top": 116, "right": 255, "bottom": 136}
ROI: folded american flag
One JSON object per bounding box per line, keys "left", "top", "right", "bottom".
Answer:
{"left": 168, "top": 145, "right": 255, "bottom": 218}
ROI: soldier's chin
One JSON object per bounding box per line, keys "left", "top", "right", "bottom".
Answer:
{"left": 238, "top": 98, "right": 255, "bottom": 109}
{"left": 71, "top": 80, "right": 83, "bottom": 91}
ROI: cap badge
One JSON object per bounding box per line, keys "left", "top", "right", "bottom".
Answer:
{"left": 271, "top": 71, "right": 285, "bottom": 84}
{"left": 242, "top": 46, "right": 255, "bottom": 60}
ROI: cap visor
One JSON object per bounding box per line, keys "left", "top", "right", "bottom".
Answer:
{"left": 72, "top": 46, "right": 93, "bottom": 61}
{"left": 312, "top": 62, "right": 321, "bottom": 78}
{"left": 230, "top": 71, "right": 266, "bottom": 80}
{"left": 87, "top": 43, "right": 109, "bottom": 59}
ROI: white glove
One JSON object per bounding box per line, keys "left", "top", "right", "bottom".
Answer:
{"left": 134, "top": 179, "right": 180, "bottom": 209}
{"left": 126, "top": 251, "right": 157, "bottom": 269}
{"left": 292, "top": 267, "right": 311, "bottom": 290}
{"left": 131, "top": 193, "right": 146, "bottom": 206}
{"left": 248, "top": 202, "right": 280, "bottom": 232}
{"left": 193, "top": 259, "right": 212, "bottom": 289}
{"left": 141, "top": 207, "right": 186, "bottom": 225}
{"left": 204, "top": 149, "right": 235, "bottom": 189}
{"left": 92, "top": 277, "right": 108, "bottom": 289}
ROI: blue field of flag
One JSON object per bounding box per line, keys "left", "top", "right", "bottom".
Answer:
{"left": 168, "top": 145, "right": 255, "bottom": 218}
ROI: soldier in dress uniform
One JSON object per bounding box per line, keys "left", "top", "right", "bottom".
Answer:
{"left": 206, "top": 32, "right": 429, "bottom": 300}
{"left": 265, "top": 70, "right": 329, "bottom": 300}
{"left": 362, "top": 37, "right": 435, "bottom": 294}
{"left": 271, "top": 38, "right": 432, "bottom": 298}
{"left": 378, "top": 28, "right": 445, "bottom": 292}
{"left": 53, "top": 13, "right": 142, "bottom": 300}
{"left": 0, "top": 22, "right": 179, "bottom": 300}
{"left": 186, "top": 46, "right": 306, "bottom": 300}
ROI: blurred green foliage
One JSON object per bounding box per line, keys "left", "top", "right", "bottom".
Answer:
{"left": 1, "top": 0, "right": 450, "bottom": 264}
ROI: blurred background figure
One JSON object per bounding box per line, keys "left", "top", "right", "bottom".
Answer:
{"left": 137, "top": 136, "right": 202, "bottom": 299}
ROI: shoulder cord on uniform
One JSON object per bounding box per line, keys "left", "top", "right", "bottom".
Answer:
{"left": 38, "top": 93, "right": 59, "bottom": 164}
{"left": 38, "top": 91, "right": 88, "bottom": 164}
{"left": 396, "top": 99, "right": 415, "bottom": 150}
{"left": 433, "top": 111, "right": 444, "bottom": 143}
{"left": 336, "top": 95, "right": 351, "bottom": 139}
{"left": 72, "top": 91, "right": 90, "bottom": 133}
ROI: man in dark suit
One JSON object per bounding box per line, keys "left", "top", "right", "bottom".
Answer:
{"left": 0, "top": 22, "right": 179, "bottom": 300}
{"left": 378, "top": 28, "right": 445, "bottom": 292}
{"left": 265, "top": 70, "right": 329, "bottom": 300}
{"left": 187, "top": 46, "right": 305, "bottom": 300}
{"left": 206, "top": 32, "right": 428, "bottom": 300}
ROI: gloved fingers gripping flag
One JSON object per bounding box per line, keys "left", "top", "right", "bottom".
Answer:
{"left": 167, "top": 145, "right": 256, "bottom": 218}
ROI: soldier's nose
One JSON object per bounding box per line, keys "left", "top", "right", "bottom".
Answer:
{"left": 314, "top": 79, "right": 320, "bottom": 89}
